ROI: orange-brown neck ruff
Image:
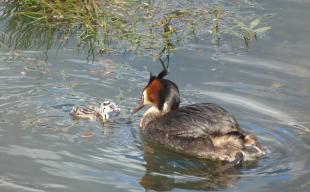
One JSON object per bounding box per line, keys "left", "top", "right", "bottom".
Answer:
{"left": 146, "top": 79, "right": 162, "bottom": 106}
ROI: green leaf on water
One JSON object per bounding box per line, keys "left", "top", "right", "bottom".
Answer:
{"left": 254, "top": 26, "right": 271, "bottom": 33}
{"left": 250, "top": 18, "right": 261, "bottom": 29}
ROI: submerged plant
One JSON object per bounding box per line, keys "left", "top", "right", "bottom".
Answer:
{"left": 0, "top": 0, "right": 271, "bottom": 57}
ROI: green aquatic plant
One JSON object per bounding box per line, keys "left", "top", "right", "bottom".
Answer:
{"left": 0, "top": 0, "right": 271, "bottom": 57}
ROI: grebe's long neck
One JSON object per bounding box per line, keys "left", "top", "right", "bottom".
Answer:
{"left": 140, "top": 105, "right": 170, "bottom": 128}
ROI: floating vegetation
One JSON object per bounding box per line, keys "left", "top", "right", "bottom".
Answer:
{"left": 0, "top": 0, "right": 271, "bottom": 57}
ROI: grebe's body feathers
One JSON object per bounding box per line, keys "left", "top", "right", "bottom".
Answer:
{"left": 142, "top": 103, "right": 240, "bottom": 137}
{"left": 132, "top": 70, "right": 264, "bottom": 163}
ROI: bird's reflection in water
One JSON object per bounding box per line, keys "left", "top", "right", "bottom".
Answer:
{"left": 140, "top": 141, "right": 256, "bottom": 191}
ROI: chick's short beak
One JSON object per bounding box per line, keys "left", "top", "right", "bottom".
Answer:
{"left": 131, "top": 96, "right": 144, "bottom": 114}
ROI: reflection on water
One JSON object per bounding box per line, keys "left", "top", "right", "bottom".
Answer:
{"left": 0, "top": 0, "right": 267, "bottom": 58}
{"left": 140, "top": 142, "right": 244, "bottom": 191}
{"left": 0, "top": 0, "right": 310, "bottom": 192}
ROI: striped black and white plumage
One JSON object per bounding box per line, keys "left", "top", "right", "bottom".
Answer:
{"left": 70, "top": 101, "right": 120, "bottom": 122}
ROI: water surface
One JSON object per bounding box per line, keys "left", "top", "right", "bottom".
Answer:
{"left": 0, "top": 0, "right": 310, "bottom": 191}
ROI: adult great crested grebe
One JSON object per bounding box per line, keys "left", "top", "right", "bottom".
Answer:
{"left": 132, "top": 69, "right": 265, "bottom": 163}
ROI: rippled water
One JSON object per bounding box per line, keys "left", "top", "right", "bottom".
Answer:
{"left": 1, "top": 0, "right": 310, "bottom": 191}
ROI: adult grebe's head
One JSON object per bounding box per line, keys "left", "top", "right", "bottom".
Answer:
{"left": 132, "top": 69, "right": 180, "bottom": 115}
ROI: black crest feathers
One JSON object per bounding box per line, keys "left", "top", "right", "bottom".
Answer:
{"left": 147, "top": 69, "right": 168, "bottom": 86}
{"left": 147, "top": 57, "right": 169, "bottom": 84}
{"left": 156, "top": 69, "right": 168, "bottom": 79}
{"left": 148, "top": 72, "right": 156, "bottom": 84}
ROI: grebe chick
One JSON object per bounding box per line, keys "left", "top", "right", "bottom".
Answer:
{"left": 70, "top": 101, "right": 120, "bottom": 121}
{"left": 132, "top": 70, "right": 264, "bottom": 163}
